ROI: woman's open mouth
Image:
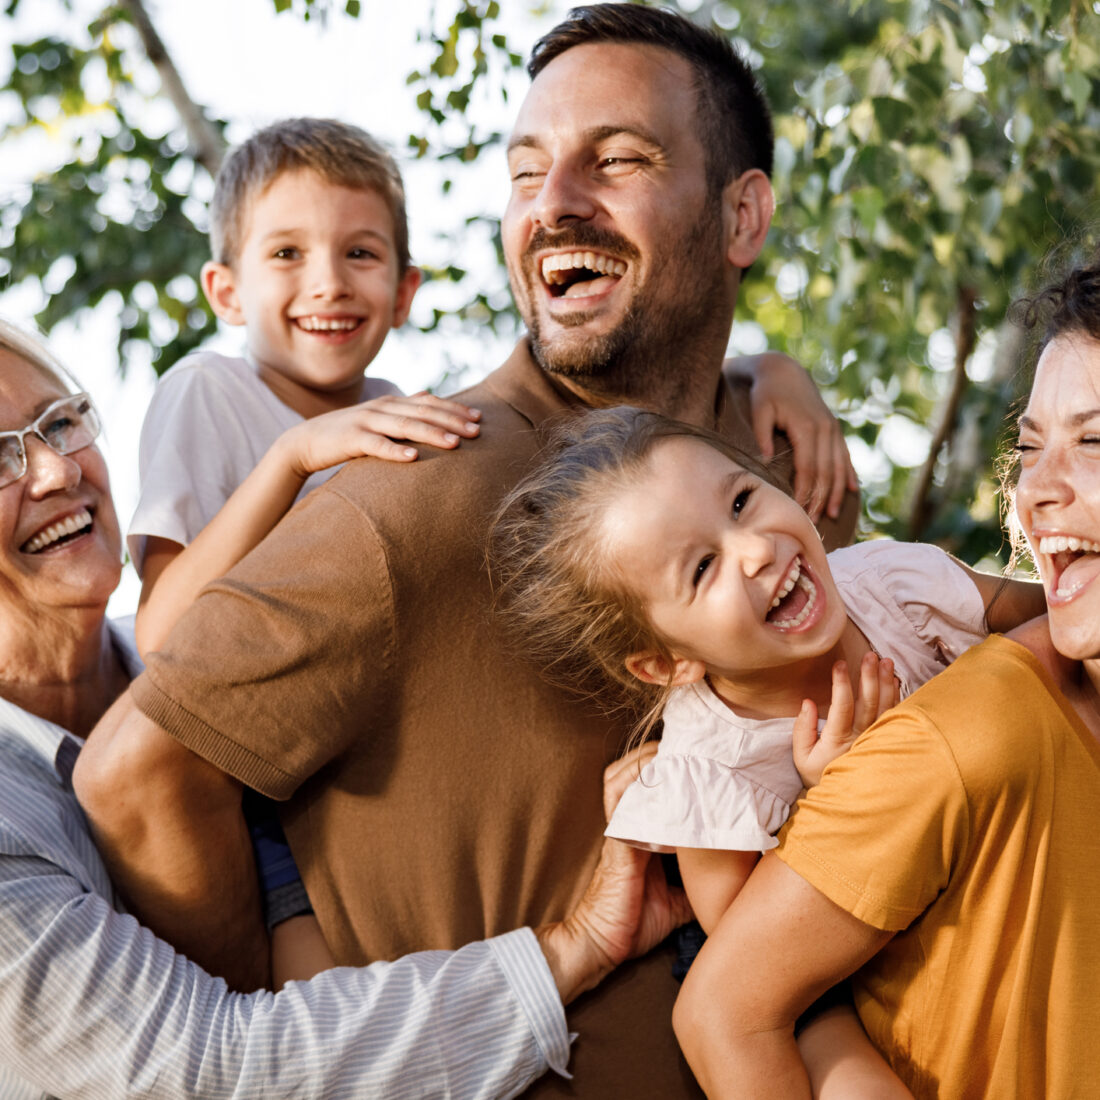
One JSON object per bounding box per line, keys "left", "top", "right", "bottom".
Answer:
{"left": 1039, "top": 535, "right": 1100, "bottom": 604}
{"left": 21, "top": 508, "right": 93, "bottom": 554}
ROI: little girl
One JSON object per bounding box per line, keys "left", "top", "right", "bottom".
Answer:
{"left": 492, "top": 405, "right": 1044, "bottom": 1097}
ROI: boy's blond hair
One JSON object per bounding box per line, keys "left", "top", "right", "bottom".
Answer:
{"left": 209, "top": 118, "right": 410, "bottom": 272}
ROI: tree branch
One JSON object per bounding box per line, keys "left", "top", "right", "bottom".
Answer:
{"left": 907, "top": 284, "right": 978, "bottom": 540}
{"left": 117, "top": 0, "right": 227, "bottom": 176}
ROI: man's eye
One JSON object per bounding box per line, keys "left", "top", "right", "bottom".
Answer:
{"left": 692, "top": 555, "right": 714, "bottom": 587}
{"left": 732, "top": 487, "right": 753, "bottom": 516}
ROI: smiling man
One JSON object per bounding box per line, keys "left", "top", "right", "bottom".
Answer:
{"left": 77, "top": 6, "right": 856, "bottom": 1096}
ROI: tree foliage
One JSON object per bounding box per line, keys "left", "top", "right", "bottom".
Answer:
{"left": 1, "top": 0, "right": 1098, "bottom": 561}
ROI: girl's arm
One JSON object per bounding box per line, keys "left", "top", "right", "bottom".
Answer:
{"left": 135, "top": 393, "right": 480, "bottom": 656}
{"left": 958, "top": 563, "right": 1047, "bottom": 635}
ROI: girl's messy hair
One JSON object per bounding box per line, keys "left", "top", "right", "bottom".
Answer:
{"left": 490, "top": 405, "right": 784, "bottom": 735}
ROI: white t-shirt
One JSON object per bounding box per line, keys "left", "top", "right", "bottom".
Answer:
{"left": 606, "top": 540, "right": 989, "bottom": 853}
{"left": 126, "top": 352, "right": 401, "bottom": 575}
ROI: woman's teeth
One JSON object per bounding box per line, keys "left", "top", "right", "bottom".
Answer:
{"left": 1038, "top": 536, "right": 1100, "bottom": 554}
{"left": 22, "top": 508, "right": 92, "bottom": 553}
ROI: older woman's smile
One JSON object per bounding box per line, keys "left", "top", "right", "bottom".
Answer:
{"left": 21, "top": 506, "right": 95, "bottom": 554}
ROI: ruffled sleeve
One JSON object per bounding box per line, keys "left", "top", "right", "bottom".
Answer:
{"left": 606, "top": 751, "right": 795, "bottom": 852}
{"left": 604, "top": 682, "right": 804, "bottom": 853}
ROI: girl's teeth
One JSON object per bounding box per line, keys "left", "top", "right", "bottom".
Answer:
{"left": 770, "top": 571, "right": 818, "bottom": 628}
{"left": 771, "top": 560, "right": 801, "bottom": 609}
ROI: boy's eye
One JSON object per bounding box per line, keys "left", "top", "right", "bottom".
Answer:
{"left": 348, "top": 247, "right": 379, "bottom": 260}
{"left": 272, "top": 247, "right": 299, "bottom": 260}
{"left": 692, "top": 554, "right": 714, "bottom": 587}
{"left": 732, "top": 487, "right": 753, "bottom": 516}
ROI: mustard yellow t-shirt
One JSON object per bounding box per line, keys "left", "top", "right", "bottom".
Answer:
{"left": 777, "top": 635, "right": 1100, "bottom": 1099}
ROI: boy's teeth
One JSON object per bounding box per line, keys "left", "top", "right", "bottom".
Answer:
{"left": 297, "top": 317, "right": 359, "bottom": 332}
{"left": 22, "top": 508, "right": 93, "bottom": 553}
{"left": 770, "top": 560, "right": 802, "bottom": 609}
{"left": 1039, "top": 535, "right": 1100, "bottom": 554}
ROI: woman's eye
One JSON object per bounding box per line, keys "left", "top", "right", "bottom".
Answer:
{"left": 692, "top": 555, "right": 714, "bottom": 587}
{"left": 732, "top": 487, "right": 753, "bottom": 516}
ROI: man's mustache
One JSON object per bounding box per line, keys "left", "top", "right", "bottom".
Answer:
{"left": 524, "top": 226, "right": 641, "bottom": 266}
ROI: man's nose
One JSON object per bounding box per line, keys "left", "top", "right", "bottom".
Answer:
{"left": 531, "top": 161, "right": 598, "bottom": 229}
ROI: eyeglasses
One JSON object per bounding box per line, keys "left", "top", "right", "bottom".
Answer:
{"left": 0, "top": 393, "right": 102, "bottom": 490}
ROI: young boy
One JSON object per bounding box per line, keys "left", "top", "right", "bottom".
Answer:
{"left": 128, "top": 118, "right": 481, "bottom": 984}
{"left": 128, "top": 117, "right": 480, "bottom": 657}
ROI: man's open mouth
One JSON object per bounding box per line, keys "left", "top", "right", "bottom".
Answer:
{"left": 540, "top": 251, "right": 627, "bottom": 299}
{"left": 1038, "top": 535, "right": 1100, "bottom": 600}
{"left": 22, "top": 508, "right": 93, "bottom": 554}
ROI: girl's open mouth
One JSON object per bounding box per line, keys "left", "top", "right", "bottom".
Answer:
{"left": 766, "top": 556, "right": 820, "bottom": 631}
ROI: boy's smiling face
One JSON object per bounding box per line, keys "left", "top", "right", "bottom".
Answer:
{"left": 201, "top": 168, "right": 420, "bottom": 415}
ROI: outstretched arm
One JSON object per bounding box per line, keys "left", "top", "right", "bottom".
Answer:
{"left": 673, "top": 852, "right": 891, "bottom": 1099}
{"left": 135, "top": 392, "right": 481, "bottom": 656}
{"left": 728, "top": 352, "right": 858, "bottom": 525}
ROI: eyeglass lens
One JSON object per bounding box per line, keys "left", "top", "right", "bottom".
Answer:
{"left": 0, "top": 394, "right": 102, "bottom": 489}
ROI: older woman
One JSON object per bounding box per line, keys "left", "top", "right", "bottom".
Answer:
{"left": 0, "top": 321, "right": 687, "bottom": 1099}
{"left": 673, "top": 259, "right": 1100, "bottom": 1098}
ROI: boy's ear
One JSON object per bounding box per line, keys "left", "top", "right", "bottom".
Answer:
{"left": 625, "top": 650, "right": 706, "bottom": 688}
{"left": 201, "top": 261, "right": 246, "bottom": 326}
{"left": 391, "top": 265, "right": 422, "bottom": 329}
{"left": 722, "top": 168, "right": 775, "bottom": 270}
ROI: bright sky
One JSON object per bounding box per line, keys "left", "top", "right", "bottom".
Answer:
{"left": 0, "top": 0, "right": 570, "bottom": 612}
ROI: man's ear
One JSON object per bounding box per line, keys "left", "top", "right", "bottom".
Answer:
{"left": 201, "top": 261, "right": 246, "bottom": 326}
{"left": 722, "top": 169, "right": 775, "bottom": 270}
{"left": 391, "top": 265, "right": 422, "bottom": 329}
{"left": 625, "top": 650, "right": 706, "bottom": 688}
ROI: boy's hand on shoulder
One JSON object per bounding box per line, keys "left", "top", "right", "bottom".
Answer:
{"left": 280, "top": 392, "right": 481, "bottom": 478}
{"left": 792, "top": 652, "right": 899, "bottom": 787}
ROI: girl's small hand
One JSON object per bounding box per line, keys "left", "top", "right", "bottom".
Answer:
{"left": 603, "top": 741, "right": 659, "bottom": 822}
{"left": 282, "top": 391, "right": 481, "bottom": 478}
{"left": 792, "top": 653, "right": 898, "bottom": 787}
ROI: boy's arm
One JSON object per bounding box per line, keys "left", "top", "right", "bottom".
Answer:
{"left": 135, "top": 393, "right": 480, "bottom": 656}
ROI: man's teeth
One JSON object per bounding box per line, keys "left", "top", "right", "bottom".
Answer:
{"left": 23, "top": 508, "right": 92, "bottom": 553}
{"left": 1038, "top": 536, "right": 1100, "bottom": 554}
{"left": 297, "top": 317, "right": 360, "bottom": 332}
{"left": 541, "top": 251, "right": 627, "bottom": 285}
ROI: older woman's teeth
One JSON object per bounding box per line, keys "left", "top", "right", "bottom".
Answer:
{"left": 1038, "top": 536, "right": 1100, "bottom": 554}
{"left": 23, "top": 509, "right": 92, "bottom": 553}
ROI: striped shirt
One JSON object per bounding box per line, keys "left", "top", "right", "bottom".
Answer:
{"left": 0, "top": 622, "right": 570, "bottom": 1098}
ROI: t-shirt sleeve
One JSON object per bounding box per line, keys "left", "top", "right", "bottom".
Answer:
{"left": 606, "top": 750, "right": 794, "bottom": 854}
{"left": 131, "top": 482, "right": 395, "bottom": 799}
{"left": 127, "top": 366, "right": 256, "bottom": 574}
{"left": 775, "top": 705, "right": 969, "bottom": 931}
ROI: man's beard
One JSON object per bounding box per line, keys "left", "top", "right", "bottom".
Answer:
{"left": 519, "top": 202, "right": 729, "bottom": 404}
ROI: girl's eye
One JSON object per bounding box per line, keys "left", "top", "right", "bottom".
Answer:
{"left": 692, "top": 555, "right": 714, "bottom": 587}
{"left": 732, "top": 487, "right": 753, "bottom": 516}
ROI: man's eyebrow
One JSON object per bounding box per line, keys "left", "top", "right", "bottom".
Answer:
{"left": 506, "top": 124, "right": 667, "bottom": 155}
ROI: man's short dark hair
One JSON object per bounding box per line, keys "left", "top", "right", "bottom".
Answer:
{"left": 528, "top": 4, "right": 773, "bottom": 195}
